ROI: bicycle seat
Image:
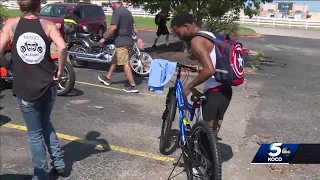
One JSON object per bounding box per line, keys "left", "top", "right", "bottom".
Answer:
{"left": 190, "top": 88, "right": 206, "bottom": 103}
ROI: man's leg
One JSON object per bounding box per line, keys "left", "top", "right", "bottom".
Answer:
{"left": 98, "top": 53, "right": 117, "bottom": 86}
{"left": 116, "top": 47, "right": 139, "bottom": 93}
{"left": 164, "top": 26, "right": 170, "bottom": 46}
{"left": 152, "top": 28, "right": 161, "bottom": 48}
{"left": 202, "top": 87, "right": 233, "bottom": 133}
{"left": 41, "top": 86, "right": 65, "bottom": 173}
{"left": 17, "top": 97, "right": 49, "bottom": 180}
{"left": 165, "top": 33, "right": 170, "bottom": 46}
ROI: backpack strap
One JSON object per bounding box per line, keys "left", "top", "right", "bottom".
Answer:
{"left": 196, "top": 31, "right": 225, "bottom": 57}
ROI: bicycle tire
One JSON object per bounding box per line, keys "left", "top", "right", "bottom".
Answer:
{"left": 159, "top": 91, "right": 177, "bottom": 155}
{"left": 182, "top": 149, "right": 193, "bottom": 180}
{"left": 190, "top": 121, "right": 222, "bottom": 180}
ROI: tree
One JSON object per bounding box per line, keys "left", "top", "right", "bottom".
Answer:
{"left": 132, "top": 0, "right": 273, "bottom": 34}
{"left": 0, "top": 3, "right": 8, "bottom": 30}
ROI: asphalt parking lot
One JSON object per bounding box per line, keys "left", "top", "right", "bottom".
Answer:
{"left": 0, "top": 63, "right": 187, "bottom": 179}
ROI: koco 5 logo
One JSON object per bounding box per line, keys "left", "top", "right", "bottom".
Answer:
{"left": 268, "top": 143, "right": 283, "bottom": 162}
{"left": 268, "top": 143, "right": 291, "bottom": 162}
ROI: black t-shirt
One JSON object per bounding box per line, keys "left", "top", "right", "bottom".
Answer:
{"left": 11, "top": 18, "right": 55, "bottom": 102}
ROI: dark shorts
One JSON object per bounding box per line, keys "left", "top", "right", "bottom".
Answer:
{"left": 156, "top": 26, "right": 169, "bottom": 36}
{"left": 202, "top": 86, "right": 233, "bottom": 132}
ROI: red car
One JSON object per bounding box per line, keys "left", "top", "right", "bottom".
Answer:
{"left": 39, "top": 2, "right": 107, "bottom": 37}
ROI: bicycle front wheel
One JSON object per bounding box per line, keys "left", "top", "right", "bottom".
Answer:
{"left": 159, "top": 89, "right": 177, "bottom": 155}
{"left": 188, "top": 121, "right": 222, "bottom": 180}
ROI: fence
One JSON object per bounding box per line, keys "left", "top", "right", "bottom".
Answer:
{"left": 236, "top": 16, "right": 320, "bottom": 29}
{"left": 103, "top": 7, "right": 156, "bottom": 18}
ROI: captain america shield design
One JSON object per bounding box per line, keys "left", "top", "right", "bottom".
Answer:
{"left": 232, "top": 44, "right": 244, "bottom": 78}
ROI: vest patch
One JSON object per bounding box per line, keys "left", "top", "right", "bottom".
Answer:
{"left": 16, "top": 32, "right": 46, "bottom": 64}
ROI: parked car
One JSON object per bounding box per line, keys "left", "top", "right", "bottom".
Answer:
{"left": 39, "top": 2, "right": 107, "bottom": 37}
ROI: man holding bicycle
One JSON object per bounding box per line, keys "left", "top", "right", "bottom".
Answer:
{"left": 170, "top": 12, "right": 233, "bottom": 133}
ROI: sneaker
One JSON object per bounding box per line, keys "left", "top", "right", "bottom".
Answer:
{"left": 98, "top": 75, "right": 111, "bottom": 86}
{"left": 123, "top": 86, "right": 139, "bottom": 93}
{"left": 52, "top": 167, "right": 70, "bottom": 177}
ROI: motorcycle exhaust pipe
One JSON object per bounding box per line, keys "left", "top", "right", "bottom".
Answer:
{"left": 68, "top": 51, "right": 103, "bottom": 58}
{"left": 75, "top": 56, "right": 112, "bottom": 63}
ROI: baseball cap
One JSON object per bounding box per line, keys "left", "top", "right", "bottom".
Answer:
{"left": 108, "top": 0, "right": 121, "bottom": 4}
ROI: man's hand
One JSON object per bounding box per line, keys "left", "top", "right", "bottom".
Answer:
{"left": 53, "top": 70, "right": 63, "bottom": 83}
{"left": 183, "top": 86, "right": 192, "bottom": 99}
{"left": 137, "top": 38, "right": 144, "bottom": 49}
{"left": 98, "top": 38, "right": 106, "bottom": 46}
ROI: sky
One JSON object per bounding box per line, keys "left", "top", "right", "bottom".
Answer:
{"left": 262, "top": 1, "right": 320, "bottom": 12}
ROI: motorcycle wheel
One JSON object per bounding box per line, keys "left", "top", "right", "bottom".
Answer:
{"left": 56, "top": 60, "right": 76, "bottom": 96}
{"left": 69, "top": 45, "right": 89, "bottom": 68}
{"left": 129, "top": 51, "right": 153, "bottom": 77}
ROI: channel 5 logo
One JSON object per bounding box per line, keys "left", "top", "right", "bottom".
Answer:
{"left": 251, "top": 143, "right": 299, "bottom": 164}
{"left": 268, "top": 143, "right": 291, "bottom": 162}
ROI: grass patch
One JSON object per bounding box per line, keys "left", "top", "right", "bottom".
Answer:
{"left": 238, "top": 26, "right": 256, "bottom": 35}
{"left": 251, "top": 50, "right": 263, "bottom": 71}
{"left": 5, "top": 9, "right": 22, "bottom": 17}
{"left": 6, "top": 9, "right": 256, "bottom": 34}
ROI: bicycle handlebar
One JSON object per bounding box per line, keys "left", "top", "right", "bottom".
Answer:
{"left": 177, "top": 63, "right": 198, "bottom": 73}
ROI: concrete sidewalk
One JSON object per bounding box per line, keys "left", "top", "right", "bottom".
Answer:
{"left": 243, "top": 25, "right": 320, "bottom": 39}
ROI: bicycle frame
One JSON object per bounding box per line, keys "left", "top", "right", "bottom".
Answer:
{"left": 175, "top": 66, "right": 198, "bottom": 146}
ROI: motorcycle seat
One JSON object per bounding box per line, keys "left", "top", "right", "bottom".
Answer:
{"left": 77, "top": 33, "right": 91, "bottom": 38}
{"left": 88, "top": 38, "right": 99, "bottom": 47}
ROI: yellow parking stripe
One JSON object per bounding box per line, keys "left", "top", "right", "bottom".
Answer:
{"left": 1, "top": 123, "right": 174, "bottom": 163}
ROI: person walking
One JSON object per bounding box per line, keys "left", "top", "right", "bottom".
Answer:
{"left": 98, "top": 0, "right": 141, "bottom": 93}
{"left": 152, "top": 10, "right": 170, "bottom": 48}
{"left": 0, "top": 0, "right": 67, "bottom": 179}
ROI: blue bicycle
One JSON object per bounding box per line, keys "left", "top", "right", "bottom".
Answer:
{"left": 159, "top": 63, "right": 222, "bottom": 180}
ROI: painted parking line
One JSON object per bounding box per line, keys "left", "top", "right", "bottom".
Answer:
{"left": 1, "top": 123, "right": 175, "bottom": 163}
{"left": 75, "top": 81, "right": 158, "bottom": 97}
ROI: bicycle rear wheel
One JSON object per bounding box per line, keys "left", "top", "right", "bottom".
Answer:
{"left": 159, "top": 88, "right": 177, "bottom": 155}
{"left": 187, "top": 121, "right": 222, "bottom": 180}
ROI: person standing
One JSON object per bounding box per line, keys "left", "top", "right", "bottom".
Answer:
{"left": 98, "top": 0, "right": 141, "bottom": 93}
{"left": 0, "top": 0, "right": 67, "bottom": 179}
{"left": 152, "top": 10, "right": 170, "bottom": 48}
{"left": 170, "top": 12, "right": 233, "bottom": 133}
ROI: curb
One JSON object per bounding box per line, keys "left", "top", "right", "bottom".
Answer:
{"left": 107, "top": 27, "right": 258, "bottom": 37}
{"left": 136, "top": 28, "right": 258, "bottom": 37}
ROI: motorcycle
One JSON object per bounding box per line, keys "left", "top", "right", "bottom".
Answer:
{"left": 67, "top": 26, "right": 153, "bottom": 76}
{"left": 1, "top": 43, "right": 76, "bottom": 96}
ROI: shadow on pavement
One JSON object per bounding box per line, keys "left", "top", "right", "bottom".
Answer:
{"left": 144, "top": 41, "right": 183, "bottom": 54}
{"left": 49, "top": 131, "right": 111, "bottom": 179}
{"left": 0, "top": 93, "right": 4, "bottom": 111}
{"left": 110, "top": 76, "right": 147, "bottom": 87}
{"left": 86, "top": 62, "right": 122, "bottom": 72}
{"left": 60, "top": 88, "right": 84, "bottom": 97}
{"left": 0, "top": 174, "right": 33, "bottom": 180}
{"left": 218, "top": 142, "right": 233, "bottom": 163}
{"left": 0, "top": 115, "right": 11, "bottom": 126}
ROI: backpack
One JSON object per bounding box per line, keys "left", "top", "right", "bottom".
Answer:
{"left": 196, "top": 31, "right": 244, "bottom": 86}
{"left": 155, "top": 14, "right": 160, "bottom": 25}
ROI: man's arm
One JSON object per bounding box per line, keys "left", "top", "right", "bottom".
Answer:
{"left": 0, "top": 20, "right": 12, "bottom": 67}
{"left": 103, "top": 12, "right": 119, "bottom": 39}
{"left": 133, "top": 21, "right": 141, "bottom": 38}
{"left": 185, "top": 37, "right": 215, "bottom": 89}
{"left": 48, "top": 22, "right": 67, "bottom": 73}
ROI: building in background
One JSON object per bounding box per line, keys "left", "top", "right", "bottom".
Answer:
{"left": 260, "top": 2, "right": 308, "bottom": 19}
